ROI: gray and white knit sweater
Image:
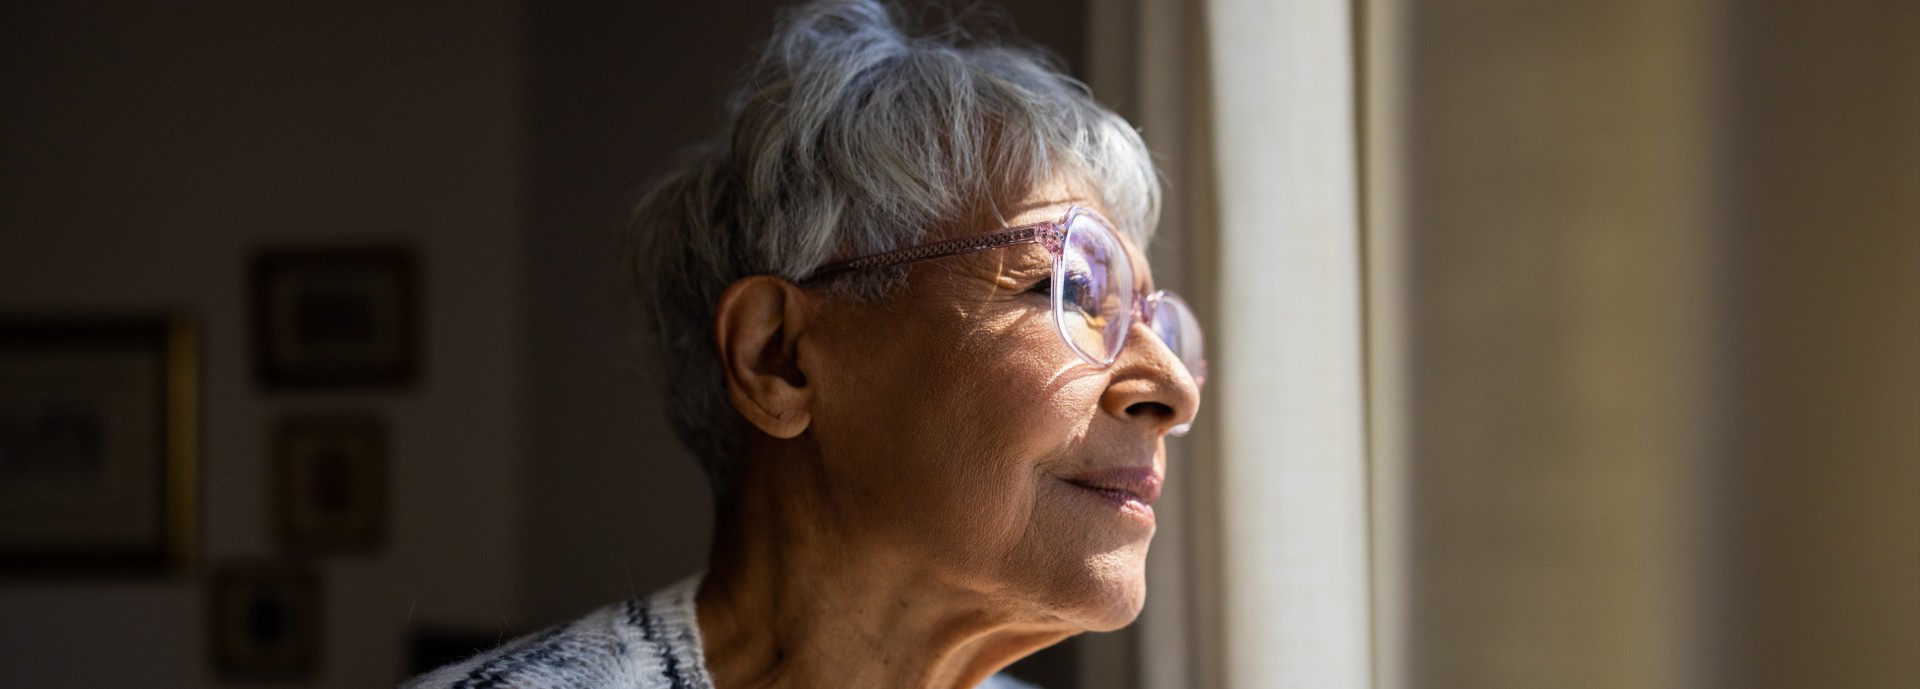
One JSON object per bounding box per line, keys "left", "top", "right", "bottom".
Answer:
{"left": 401, "top": 575, "right": 1040, "bottom": 689}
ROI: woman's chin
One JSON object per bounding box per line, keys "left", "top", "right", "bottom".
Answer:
{"left": 1077, "top": 582, "right": 1147, "bottom": 632}
{"left": 1062, "top": 548, "right": 1150, "bottom": 632}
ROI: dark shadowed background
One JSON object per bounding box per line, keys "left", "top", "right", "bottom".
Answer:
{"left": 0, "top": 1, "right": 1092, "bottom": 686}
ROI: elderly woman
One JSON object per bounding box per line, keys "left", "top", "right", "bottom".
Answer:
{"left": 406, "top": 1, "right": 1202, "bottom": 687}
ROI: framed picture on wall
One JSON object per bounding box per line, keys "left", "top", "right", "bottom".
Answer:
{"left": 0, "top": 315, "right": 198, "bottom": 574}
{"left": 273, "top": 412, "right": 388, "bottom": 550}
{"left": 209, "top": 560, "right": 321, "bottom": 679}
{"left": 251, "top": 246, "right": 418, "bottom": 389}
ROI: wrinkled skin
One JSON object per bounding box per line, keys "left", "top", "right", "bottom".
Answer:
{"left": 697, "top": 183, "right": 1202, "bottom": 689}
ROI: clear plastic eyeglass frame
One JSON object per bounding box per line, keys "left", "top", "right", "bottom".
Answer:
{"left": 802, "top": 206, "right": 1208, "bottom": 394}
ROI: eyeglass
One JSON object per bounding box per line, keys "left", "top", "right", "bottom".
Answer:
{"left": 803, "top": 206, "right": 1207, "bottom": 432}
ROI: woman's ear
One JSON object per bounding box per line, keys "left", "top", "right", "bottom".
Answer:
{"left": 713, "top": 276, "right": 813, "bottom": 439}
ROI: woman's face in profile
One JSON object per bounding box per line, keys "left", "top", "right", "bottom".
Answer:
{"left": 802, "top": 186, "right": 1201, "bottom": 632}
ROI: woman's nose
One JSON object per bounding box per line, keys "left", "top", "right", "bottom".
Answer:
{"left": 1100, "top": 320, "right": 1202, "bottom": 437}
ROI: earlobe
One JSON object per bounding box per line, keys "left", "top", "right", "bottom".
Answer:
{"left": 714, "top": 276, "right": 813, "bottom": 439}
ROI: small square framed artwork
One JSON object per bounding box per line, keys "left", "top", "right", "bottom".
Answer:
{"left": 209, "top": 560, "right": 321, "bottom": 679}
{"left": 251, "top": 247, "right": 418, "bottom": 389}
{"left": 0, "top": 315, "right": 198, "bottom": 575}
{"left": 273, "top": 413, "right": 388, "bottom": 551}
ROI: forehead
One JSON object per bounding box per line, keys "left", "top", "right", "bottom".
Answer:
{"left": 995, "top": 177, "right": 1106, "bottom": 230}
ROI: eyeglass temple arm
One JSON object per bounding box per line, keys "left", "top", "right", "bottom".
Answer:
{"left": 802, "top": 222, "right": 1061, "bottom": 282}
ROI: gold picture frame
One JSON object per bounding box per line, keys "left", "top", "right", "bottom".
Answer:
{"left": 0, "top": 315, "right": 198, "bottom": 575}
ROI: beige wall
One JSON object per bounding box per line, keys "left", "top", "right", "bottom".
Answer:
{"left": 0, "top": 2, "right": 525, "bottom": 686}
{"left": 1368, "top": 0, "right": 1919, "bottom": 687}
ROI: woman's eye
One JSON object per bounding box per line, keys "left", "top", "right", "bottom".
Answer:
{"left": 1026, "top": 274, "right": 1096, "bottom": 317}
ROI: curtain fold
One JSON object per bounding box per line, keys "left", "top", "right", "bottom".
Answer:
{"left": 1091, "top": 0, "right": 1375, "bottom": 686}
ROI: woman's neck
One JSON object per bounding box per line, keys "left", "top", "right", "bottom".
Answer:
{"left": 694, "top": 452, "right": 1074, "bottom": 689}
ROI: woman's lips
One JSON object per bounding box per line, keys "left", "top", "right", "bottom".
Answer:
{"left": 1062, "top": 466, "right": 1162, "bottom": 522}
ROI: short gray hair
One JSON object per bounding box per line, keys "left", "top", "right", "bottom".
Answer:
{"left": 626, "top": 0, "right": 1161, "bottom": 500}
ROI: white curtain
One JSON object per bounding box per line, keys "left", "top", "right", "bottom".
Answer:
{"left": 1204, "top": 0, "right": 1373, "bottom": 686}
{"left": 1088, "top": 0, "right": 1374, "bottom": 687}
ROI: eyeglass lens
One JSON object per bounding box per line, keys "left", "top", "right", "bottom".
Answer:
{"left": 1149, "top": 292, "right": 1207, "bottom": 385}
{"left": 1055, "top": 212, "right": 1205, "bottom": 383}
{"left": 1057, "top": 212, "right": 1133, "bottom": 366}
